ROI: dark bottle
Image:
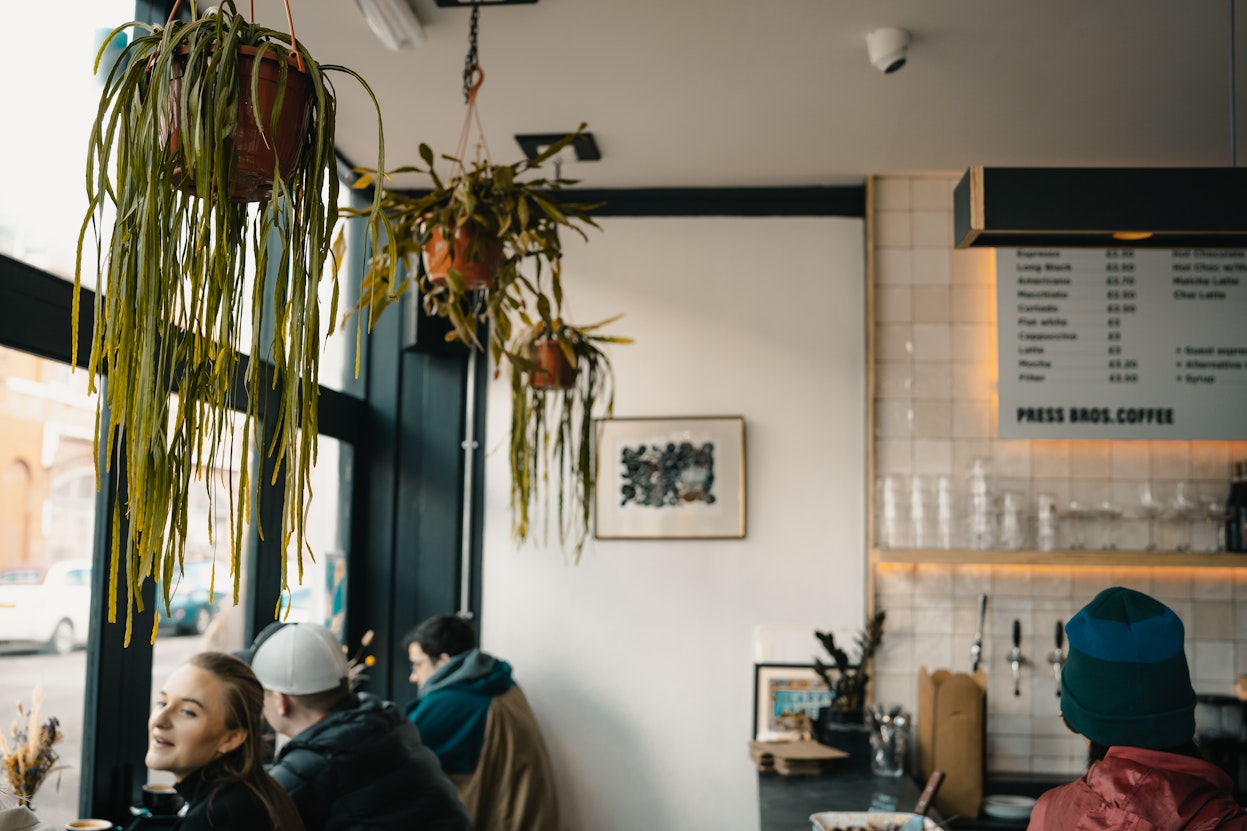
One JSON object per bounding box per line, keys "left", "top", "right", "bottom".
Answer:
{"left": 1226, "top": 461, "right": 1246, "bottom": 552}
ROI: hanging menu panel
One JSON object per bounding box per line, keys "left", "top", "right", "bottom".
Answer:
{"left": 996, "top": 248, "right": 1247, "bottom": 439}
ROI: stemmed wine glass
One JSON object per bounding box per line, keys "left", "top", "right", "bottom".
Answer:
{"left": 1136, "top": 483, "right": 1164, "bottom": 552}
{"left": 1199, "top": 486, "right": 1228, "bottom": 553}
{"left": 1093, "top": 500, "right": 1122, "bottom": 550}
{"left": 1063, "top": 500, "right": 1091, "bottom": 550}
{"left": 1164, "top": 482, "right": 1197, "bottom": 552}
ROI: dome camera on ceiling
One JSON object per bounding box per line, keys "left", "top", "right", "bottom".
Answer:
{"left": 866, "top": 27, "right": 911, "bottom": 74}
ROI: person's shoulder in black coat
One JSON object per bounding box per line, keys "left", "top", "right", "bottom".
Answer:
{"left": 269, "top": 692, "right": 472, "bottom": 831}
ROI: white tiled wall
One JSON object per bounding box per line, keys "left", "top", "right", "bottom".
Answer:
{"left": 874, "top": 564, "right": 1247, "bottom": 776}
{"left": 869, "top": 175, "right": 1247, "bottom": 778}
{"left": 873, "top": 176, "right": 1247, "bottom": 552}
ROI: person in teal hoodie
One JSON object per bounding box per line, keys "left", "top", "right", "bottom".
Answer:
{"left": 405, "top": 615, "right": 561, "bottom": 831}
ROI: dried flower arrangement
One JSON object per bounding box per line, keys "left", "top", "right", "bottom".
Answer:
{"left": 0, "top": 687, "right": 63, "bottom": 808}
{"left": 346, "top": 629, "right": 376, "bottom": 690}
{"left": 813, "top": 610, "right": 887, "bottom": 714}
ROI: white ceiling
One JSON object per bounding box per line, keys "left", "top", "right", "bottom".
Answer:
{"left": 258, "top": 0, "right": 1245, "bottom": 190}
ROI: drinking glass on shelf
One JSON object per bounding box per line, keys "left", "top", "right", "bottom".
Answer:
{"left": 876, "top": 474, "right": 905, "bottom": 549}
{"left": 909, "top": 474, "right": 930, "bottom": 549}
{"left": 1062, "top": 500, "right": 1091, "bottom": 550}
{"left": 935, "top": 475, "right": 955, "bottom": 550}
{"left": 965, "top": 457, "right": 995, "bottom": 550}
{"left": 1160, "top": 482, "right": 1196, "bottom": 552}
{"left": 1093, "top": 500, "right": 1122, "bottom": 550}
{"left": 1136, "top": 483, "right": 1165, "bottom": 551}
{"left": 998, "top": 491, "right": 1025, "bottom": 550}
{"left": 1035, "top": 493, "right": 1059, "bottom": 552}
{"left": 1199, "top": 493, "right": 1228, "bottom": 552}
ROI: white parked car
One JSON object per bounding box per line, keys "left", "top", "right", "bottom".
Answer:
{"left": 0, "top": 559, "right": 93, "bottom": 654}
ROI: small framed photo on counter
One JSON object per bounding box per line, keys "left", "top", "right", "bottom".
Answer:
{"left": 753, "top": 663, "right": 833, "bottom": 741}
{"left": 594, "top": 416, "right": 746, "bottom": 540}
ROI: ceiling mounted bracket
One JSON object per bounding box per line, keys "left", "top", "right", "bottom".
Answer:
{"left": 515, "top": 133, "right": 601, "bottom": 163}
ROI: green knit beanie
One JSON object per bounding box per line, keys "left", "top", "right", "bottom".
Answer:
{"left": 1060, "top": 586, "right": 1196, "bottom": 750}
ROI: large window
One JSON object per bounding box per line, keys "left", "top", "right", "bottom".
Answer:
{"left": 0, "top": 1, "right": 462, "bottom": 823}
{"left": 0, "top": 0, "right": 134, "bottom": 285}
{"left": 0, "top": 0, "right": 368, "bottom": 808}
{"left": 0, "top": 346, "right": 100, "bottom": 825}
{"left": 282, "top": 436, "right": 352, "bottom": 639}
{"left": 147, "top": 401, "right": 253, "bottom": 789}
{"left": 318, "top": 183, "right": 359, "bottom": 394}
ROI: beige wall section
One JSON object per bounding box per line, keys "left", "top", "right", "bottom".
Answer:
{"left": 479, "top": 216, "right": 868, "bottom": 831}
{"left": 869, "top": 175, "right": 1247, "bottom": 778}
{"left": 0, "top": 349, "right": 97, "bottom": 569}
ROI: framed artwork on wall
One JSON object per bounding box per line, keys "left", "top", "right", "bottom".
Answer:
{"left": 593, "top": 416, "right": 746, "bottom": 540}
{"left": 752, "top": 663, "right": 834, "bottom": 741}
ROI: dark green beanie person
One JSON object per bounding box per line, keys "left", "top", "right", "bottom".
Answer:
{"left": 1060, "top": 586, "right": 1196, "bottom": 750}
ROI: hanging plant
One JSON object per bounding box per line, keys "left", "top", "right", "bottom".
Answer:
{"left": 348, "top": 11, "right": 630, "bottom": 558}
{"left": 350, "top": 131, "right": 625, "bottom": 556}
{"left": 350, "top": 117, "right": 599, "bottom": 369}
{"left": 507, "top": 315, "right": 630, "bottom": 558}
{"left": 74, "top": 0, "right": 392, "bottom": 643}
{"left": 350, "top": 131, "right": 621, "bottom": 556}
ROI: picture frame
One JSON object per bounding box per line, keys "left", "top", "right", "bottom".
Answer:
{"left": 593, "top": 416, "right": 746, "bottom": 540}
{"left": 752, "top": 663, "right": 834, "bottom": 741}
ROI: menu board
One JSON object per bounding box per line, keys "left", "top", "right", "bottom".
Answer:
{"left": 996, "top": 248, "right": 1247, "bottom": 439}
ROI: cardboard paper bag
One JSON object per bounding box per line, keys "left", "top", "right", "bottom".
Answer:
{"left": 917, "top": 668, "right": 986, "bottom": 819}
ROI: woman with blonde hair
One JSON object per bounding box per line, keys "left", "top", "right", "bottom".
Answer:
{"left": 147, "top": 651, "right": 304, "bottom": 831}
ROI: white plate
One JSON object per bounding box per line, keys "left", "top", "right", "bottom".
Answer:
{"left": 981, "top": 794, "right": 1037, "bottom": 821}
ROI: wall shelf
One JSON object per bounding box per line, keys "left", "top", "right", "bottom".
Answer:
{"left": 871, "top": 547, "right": 1247, "bottom": 568}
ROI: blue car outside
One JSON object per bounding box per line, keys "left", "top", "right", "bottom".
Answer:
{"left": 158, "top": 561, "right": 221, "bottom": 636}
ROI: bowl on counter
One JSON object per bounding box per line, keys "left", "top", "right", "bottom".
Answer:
{"left": 811, "top": 812, "right": 940, "bottom": 831}
{"left": 944, "top": 777, "right": 1068, "bottom": 829}
{"left": 980, "top": 795, "right": 1036, "bottom": 821}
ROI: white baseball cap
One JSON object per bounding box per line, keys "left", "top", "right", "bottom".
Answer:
{"left": 249, "top": 623, "right": 349, "bottom": 695}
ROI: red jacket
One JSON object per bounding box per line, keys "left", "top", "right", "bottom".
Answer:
{"left": 1028, "top": 747, "right": 1247, "bottom": 831}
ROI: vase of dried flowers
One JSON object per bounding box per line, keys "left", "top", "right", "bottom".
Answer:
{"left": 0, "top": 687, "right": 62, "bottom": 810}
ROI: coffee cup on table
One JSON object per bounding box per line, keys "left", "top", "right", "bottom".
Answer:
{"left": 65, "top": 820, "right": 114, "bottom": 831}
{"left": 141, "top": 782, "right": 185, "bottom": 816}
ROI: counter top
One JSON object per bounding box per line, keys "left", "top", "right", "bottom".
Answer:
{"left": 758, "top": 761, "right": 1064, "bottom": 831}
{"left": 758, "top": 763, "right": 930, "bottom": 831}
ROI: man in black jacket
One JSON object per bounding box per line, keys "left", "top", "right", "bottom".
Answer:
{"left": 249, "top": 622, "right": 472, "bottom": 831}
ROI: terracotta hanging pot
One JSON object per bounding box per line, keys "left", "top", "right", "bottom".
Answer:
{"left": 422, "top": 225, "right": 503, "bottom": 290}
{"left": 528, "top": 338, "right": 578, "bottom": 390}
{"left": 166, "top": 45, "right": 314, "bottom": 203}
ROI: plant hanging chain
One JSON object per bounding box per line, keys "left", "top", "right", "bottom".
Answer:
{"left": 455, "top": 3, "right": 501, "bottom": 344}
{"left": 462, "top": 3, "right": 479, "bottom": 105}
{"left": 455, "top": 5, "right": 492, "bottom": 168}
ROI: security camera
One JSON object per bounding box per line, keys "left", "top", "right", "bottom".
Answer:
{"left": 866, "top": 27, "right": 911, "bottom": 74}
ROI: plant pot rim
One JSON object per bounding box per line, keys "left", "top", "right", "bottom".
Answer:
{"left": 164, "top": 42, "right": 309, "bottom": 74}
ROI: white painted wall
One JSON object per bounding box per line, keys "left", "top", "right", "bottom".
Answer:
{"left": 480, "top": 216, "right": 868, "bottom": 831}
